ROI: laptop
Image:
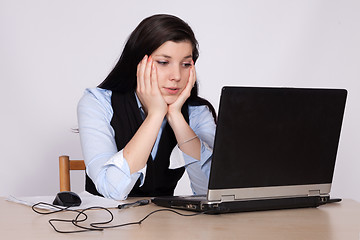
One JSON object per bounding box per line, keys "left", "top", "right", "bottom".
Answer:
{"left": 152, "top": 86, "right": 347, "bottom": 214}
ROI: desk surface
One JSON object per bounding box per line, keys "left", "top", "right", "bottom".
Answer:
{"left": 1, "top": 197, "right": 360, "bottom": 239}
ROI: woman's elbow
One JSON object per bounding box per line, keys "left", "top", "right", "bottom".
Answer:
{"left": 95, "top": 180, "right": 129, "bottom": 200}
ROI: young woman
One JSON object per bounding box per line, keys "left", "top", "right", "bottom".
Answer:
{"left": 77, "top": 14, "right": 217, "bottom": 200}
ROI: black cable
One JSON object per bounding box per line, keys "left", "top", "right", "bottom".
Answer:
{"left": 71, "top": 206, "right": 113, "bottom": 232}
{"left": 32, "top": 202, "right": 72, "bottom": 214}
{"left": 32, "top": 202, "right": 102, "bottom": 233}
{"left": 90, "top": 208, "right": 203, "bottom": 229}
{"left": 32, "top": 202, "right": 204, "bottom": 233}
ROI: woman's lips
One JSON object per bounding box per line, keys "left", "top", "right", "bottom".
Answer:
{"left": 164, "top": 87, "right": 180, "bottom": 95}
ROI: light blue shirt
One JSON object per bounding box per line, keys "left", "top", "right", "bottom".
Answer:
{"left": 77, "top": 88, "right": 216, "bottom": 200}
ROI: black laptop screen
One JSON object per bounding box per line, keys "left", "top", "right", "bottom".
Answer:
{"left": 209, "top": 87, "right": 347, "bottom": 190}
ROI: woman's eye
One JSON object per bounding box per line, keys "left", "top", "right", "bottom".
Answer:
{"left": 157, "top": 61, "right": 168, "bottom": 65}
{"left": 182, "top": 62, "right": 192, "bottom": 68}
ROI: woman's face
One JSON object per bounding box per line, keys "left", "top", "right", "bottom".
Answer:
{"left": 151, "top": 40, "right": 193, "bottom": 105}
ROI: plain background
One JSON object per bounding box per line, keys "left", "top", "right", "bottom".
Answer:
{"left": 1, "top": 0, "right": 359, "bottom": 201}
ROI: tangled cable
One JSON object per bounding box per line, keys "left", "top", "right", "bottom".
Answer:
{"left": 32, "top": 202, "right": 203, "bottom": 233}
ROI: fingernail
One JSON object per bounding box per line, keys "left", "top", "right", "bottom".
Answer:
{"left": 148, "top": 56, "right": 152, "bottom": 62}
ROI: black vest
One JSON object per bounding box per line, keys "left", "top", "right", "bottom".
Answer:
{"left": 85, "top": 91, "right": 188, "bottom": 197}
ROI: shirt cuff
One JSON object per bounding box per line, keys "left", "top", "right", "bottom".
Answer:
{"left": 169, "top": 145, "right": 186, "bottom": 169}
{"left": 105, "top": 150, "right": 147, "bottom": 187}
{"left": 169, "top": 140, "right": 213, "bottom": 169}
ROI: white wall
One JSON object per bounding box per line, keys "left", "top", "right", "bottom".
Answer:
{"left": 1, "top": 0, "right": 359, "bottom": 201}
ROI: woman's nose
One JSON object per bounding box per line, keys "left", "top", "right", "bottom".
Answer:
{"left": 169, "top": 66, "right": 181, "bottom": 81}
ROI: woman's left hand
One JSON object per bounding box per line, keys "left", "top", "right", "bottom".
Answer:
{"left": 166, "top": 63, "right": 200, "bottom": 161}
{"left": 167, "top": 63, "right": 196, "bottom": 116}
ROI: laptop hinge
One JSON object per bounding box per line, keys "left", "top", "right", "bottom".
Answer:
{"left": 308, "top": 190, "right": 321, "bottom": 197}
{"left": 221, "top": 195, "right": 236, "bottom": 202}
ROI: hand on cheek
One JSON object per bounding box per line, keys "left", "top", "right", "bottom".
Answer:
{"left": 136, "top": 55, "right": 167, "bottom": 117}
{"left": 168, "top": 62, "right": 196, "bottom": 115}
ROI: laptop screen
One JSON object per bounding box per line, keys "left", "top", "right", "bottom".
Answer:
{"left": 209, "top": 87, "right": 347, "bottom": 191}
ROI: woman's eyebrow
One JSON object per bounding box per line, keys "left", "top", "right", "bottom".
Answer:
{"left": 153, "top": 54, "right": 193, "bottom": 60}
{"left": 154, "top": 54, "right": 171, "bottom": 58}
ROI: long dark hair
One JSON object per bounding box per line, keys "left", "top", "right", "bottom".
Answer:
{"left": 98, "top": 14, "right": 216, "bottom": 121}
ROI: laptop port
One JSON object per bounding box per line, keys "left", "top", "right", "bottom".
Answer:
{"left": 186, "top": 204, "right": 197, "bottom": 210}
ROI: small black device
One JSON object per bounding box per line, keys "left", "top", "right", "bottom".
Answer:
{"left": 118, "top": 199, "right": 150, "bottom": 209}
{"left": 53, "top": 191, "right": 82, "bottom": 207}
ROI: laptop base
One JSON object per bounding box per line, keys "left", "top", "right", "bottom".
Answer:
{"left": 152, "top": 195, "right": 334, "bottom": 214}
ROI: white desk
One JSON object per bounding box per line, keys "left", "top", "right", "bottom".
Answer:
{"left": 1, "top": 197, "right": 360, "bottom": 239}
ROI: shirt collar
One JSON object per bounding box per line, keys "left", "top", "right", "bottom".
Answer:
{"left": 134, "top": 92, "right": 146, "bottom": 119}
{"left": 134, "top": 92, "right": 142, "bottom": 109}
{"left": 134, "top": 92, "right": 167, "bottom": 125}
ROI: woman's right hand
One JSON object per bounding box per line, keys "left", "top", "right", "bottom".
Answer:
{"left": 123, "top": 55, "right": 167, "bottom": 174}
{"left": 136, "top": 55, "right": 167, "bottom": 118}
